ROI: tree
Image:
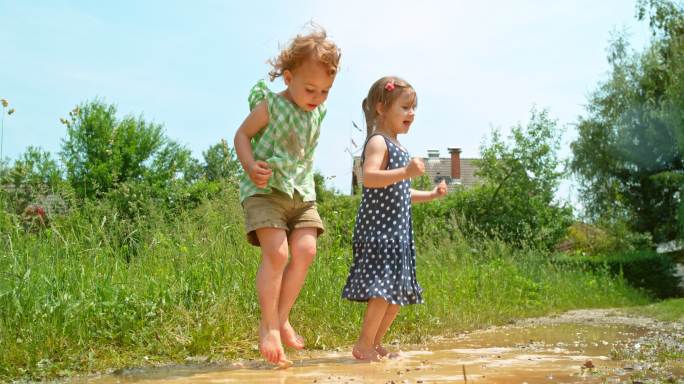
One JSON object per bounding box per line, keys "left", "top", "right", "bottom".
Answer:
{"left": 0, "top": 146, "right": 67, "bottom": 221}
{"left": 3, "top": 146, "right": 62, "bottom": 188}
{"left": 314, "top": 171, "right": 336, "bottom": 202}
{"left": 410, "top": 109, "right": 572, "bottom": 249}
{"left": 60, "top": 100, "right": 198, "bottom": 199}
{"left": 202, "top": 139, "right": 240, "bottom": 181}
{"left": 474, "top": 108, "right": 572, "bottom": 248}
{"left": 570, "top": 0, "right": 684, "bottom": 242}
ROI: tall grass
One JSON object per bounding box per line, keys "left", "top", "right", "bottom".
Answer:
{"left": 0, "top": 189, "right": 650, "bottom": 381}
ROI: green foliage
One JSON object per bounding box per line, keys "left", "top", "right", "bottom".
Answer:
{"left": 626, "top": 298, "right": 684, "bottom": 322}
{"left": 3, "top": 146, "right": 61, "bottom": 188}
{"left": 560, "top": 221, "right": 654, "bottom": 255}
{"left": 0, "top": 189, "right": 649, "bottom": 381}
{"left": 412, "top": 109, "right": 573, "bottom": 250}
{"left": 413, "top": 185, "right": 572, "bottom": 251}
{"left": 0, "top": 146, "right": 69, "bottom": 218}
{"left": 554, "top": 249, "right": 681, "bottom": 299}
{"left": 464, "top": 108, "right": 572, "bottom": 248}
{"left": 411, "top": 174, "right": 432, "bottom": 190}
{"left": 314, "top": 171, "right": 338, "bottom": 203}
{"left": 202, "top": 139, "right": 240, "bottom": 182}
{"left": 410, "top": 110, "right": 574, "bottom": 250}
{"left": 571, "top": 0, "right": 684, "bottom": 242}
{"left": 679, "top": 186, "right": 684, "bottom": 235}
{"left": 60, "top": 100, "right": 197, "bottom": 200}
{"left": 317, "top": 192, "right": 359, "bottom": 249}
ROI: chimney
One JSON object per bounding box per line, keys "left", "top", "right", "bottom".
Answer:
{"left": 427, "top": 149, "right": 440, "bottom": 164}
{"left": 448, "top": 148, "right": 461, "bottom": 179}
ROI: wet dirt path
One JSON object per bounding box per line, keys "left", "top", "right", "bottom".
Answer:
{"left": 82, "top": 309, "right": 684, "bottom": 383}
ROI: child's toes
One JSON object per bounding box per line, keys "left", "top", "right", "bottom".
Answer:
{"left": 276, "top": 358, "right": 293, "bottom": 369}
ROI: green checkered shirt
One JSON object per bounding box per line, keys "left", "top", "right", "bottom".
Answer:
{"left": 238, "top": 80, "right": 326, "bottom": 202}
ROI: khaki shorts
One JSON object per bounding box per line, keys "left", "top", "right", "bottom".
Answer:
{"left": 242, "top": 189, "right": 325, "bottom": 246}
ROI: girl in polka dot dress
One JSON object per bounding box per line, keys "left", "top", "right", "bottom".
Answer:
{"left": 342, "top": 76, "right": 447, "bottom": 361}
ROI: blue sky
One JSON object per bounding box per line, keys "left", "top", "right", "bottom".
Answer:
{"left": 1, "top": 1, "right": 650, "bottom": 203}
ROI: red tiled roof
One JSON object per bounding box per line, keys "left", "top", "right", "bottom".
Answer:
{"left": 351, "top": 156, "right": 481, "bottom": 193}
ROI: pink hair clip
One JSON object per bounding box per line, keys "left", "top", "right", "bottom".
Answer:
{"left": 384, "top": 80, "right": 395, "bottom": 92}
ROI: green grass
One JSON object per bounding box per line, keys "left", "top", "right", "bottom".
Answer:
{"left": 624, "top": 298, "right": 684, "bottom": 322}
{"left": 0, "top": 190, "right": 652, "bottom": 381}
{"left": 553, "top": 250, "right": 681, "bottom": 298}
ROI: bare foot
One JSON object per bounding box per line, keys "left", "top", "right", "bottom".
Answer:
{"left": 352, "top": 342, "right": 381, "bottom": 362}
{"left": 280, "top": 320, "right": 305, "bottom": 350}
{"left": 259, "top": 326, "right": 286, "bottom": 365}
{"left": 275, "top": 358, "right": 294, "bottom": 370}
{"left": 375, "top": 345, "right": 400, "bottom": 359}
{"left": 375, "top": 344, "right": 389, "bottom": 357}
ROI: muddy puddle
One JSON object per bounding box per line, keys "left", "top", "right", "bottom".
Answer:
{"left": 78, "top": 310, "right": 683, "bottom": 383}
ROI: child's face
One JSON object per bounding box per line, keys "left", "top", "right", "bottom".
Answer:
{"left": 380, "top": 90, "right": 416, "bottom": 135}
{"left": 283, "top": 58, "right": 335, "bottom": 112}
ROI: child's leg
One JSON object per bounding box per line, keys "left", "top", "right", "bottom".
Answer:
{"left": 353, "top": 297, "right": 390, "bottom": 361}
{"left": 373, "top": 304, "right": 400, "bottom": 357}
{"left": 278, "top": 227, "right": 317, "bottom": 349}
{"left": 255, "top": 227, "right": 290, "bottom": 365}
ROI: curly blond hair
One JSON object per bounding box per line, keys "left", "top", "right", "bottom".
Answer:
{"left": 268, "top": 26, "right": 341, "bottom": 81}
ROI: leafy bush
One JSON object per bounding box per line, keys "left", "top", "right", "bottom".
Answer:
{"left": 412, "top": 183, "right": 572, "bottom": 250}
{"left": 554, "top": 250, "right": 681, "bottom": 298}
{"left": 412, "top": 109, "right": 574, "bottom": 250}
{"left": 558, "top": 221, "right": 654, "bottom": 255}
{"left": 0, "top": 147, "right": 73, "bottom": 233}
{"left": 60, "top": 100, "right": 198, "bottom": 200}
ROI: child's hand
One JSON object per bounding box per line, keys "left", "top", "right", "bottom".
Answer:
{"left": 248, "top": 160, "right": 272, "bottom": 188}
{"left": 433, "top": 179, "right": 448, "bottom": 198}
{"left": 405, "top": 157, "right": 425, "bottom": 178}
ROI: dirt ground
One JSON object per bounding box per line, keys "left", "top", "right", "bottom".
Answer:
{"left": 77, "top": 308, "right": 684, "bottom": 384}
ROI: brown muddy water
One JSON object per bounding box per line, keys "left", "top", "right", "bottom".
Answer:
{"left": 76, "top": 310, "right": 683, "bottom": 384}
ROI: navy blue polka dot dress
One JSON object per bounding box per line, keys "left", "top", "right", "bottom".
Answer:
{"left": 342, "top": 134, "right": 424, "bottom": 306}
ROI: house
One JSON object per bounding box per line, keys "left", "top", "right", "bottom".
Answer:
{"left": 351, "top": 147, "right": 481, "bottom": 194}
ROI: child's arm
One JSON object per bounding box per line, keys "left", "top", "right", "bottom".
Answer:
{"left": 410, "top": 180, "right": 447, "bottom": 203}
{"left": 233, "top": 101, "right": 272, "bottom": 188}
{"left": 362, "top": 135, "right": 424, "bottom": 188}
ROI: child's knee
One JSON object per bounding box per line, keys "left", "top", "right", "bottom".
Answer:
{"left": 292, "top": 243, "right": 316, "bottom": 266}
{"left": 263, "top": 247, "right": 289, "bottom": 269}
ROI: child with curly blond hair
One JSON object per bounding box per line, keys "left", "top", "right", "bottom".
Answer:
{"left": 233, "top": 27, "right": 341, "bottom": 368}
